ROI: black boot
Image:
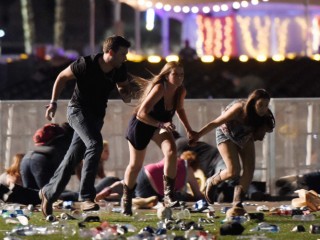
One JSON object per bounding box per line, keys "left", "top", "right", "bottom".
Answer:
{"left": 204, "top": 170, "right": 222, "bottom": 204}
{"left": 4, "top": 183, "right": 41, "bottom": 205}
{"left": 0, "top": 184, "right": 10, "bottom": 199}
{"left": 163, "top": 175, "right": 179, "bottom": 208}
{"left": 121, "top": 184, "right": 135, "bottom": 216}
{"left": 226, "top": 185, "right": 247, "bottom": 217}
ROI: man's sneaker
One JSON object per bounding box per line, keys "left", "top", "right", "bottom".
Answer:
{"left": 39, "top": 189, "right": 52, "bottom": 216}
{"left": 80, "top": 200, "right": 100, "bottom": 211}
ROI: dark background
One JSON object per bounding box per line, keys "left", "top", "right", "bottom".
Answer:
{"left": 0, "top": 0, "right": 320, "bottom": 100}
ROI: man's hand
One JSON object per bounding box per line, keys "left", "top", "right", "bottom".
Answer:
{"left": 118, "top": 83, "right": 132, "bottom": 103}
{"left": 45, "top": 102, "right": 57, "bottom": 121}
{"left": 186, "top": 130, "right": 197, "bottom": 141}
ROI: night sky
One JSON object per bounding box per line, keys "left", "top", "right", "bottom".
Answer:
{"left": 0, "top": 0, "right": 174, "bottom": 55}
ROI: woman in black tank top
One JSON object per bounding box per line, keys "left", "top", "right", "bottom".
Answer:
{"left": 122, "top": 61, "right": 196, "bottom": 215}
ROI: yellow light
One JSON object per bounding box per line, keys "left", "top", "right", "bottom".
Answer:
{"left": 145, "top": 1, "right": 153, "bottom": 8}
{"left": 165, "top": 55, "right": 179, "bottom": 62}
{"left": 312, "top": 54, "right": 320, "bottom": 61}
{"left": 182, "top": 6, "right": 190, "bottom": 13}
{"left": 202, "top": 6, "right": 210, "bottom": 13}
{"left": 20, "top": 53, "right": 28, "bottom": 59}
{"left": 239, "top": 55, "right": 249, "bottom": 62}
{"left": 205, "top": 17, "right": 215, "bottom": 55}
{"left": 146, "top": 8, "right": 155, "bottom": 31}
{"left": 241, "top": 1, "right": 249, "bottom": 8}
{"left": 233, "top": 2, "right": 241, "bottom": 9}
{"left": 296, "top": 16, "right": 312, "bottom": 56}
{"left": 163, "top": 4, "right": 171, "bottom": 11}
{"left": 256, "top": 55, "right": 267, "bottom": 62}
{"left": 191, "top": 6, "right": 199, "bottom": 13}
{"left": 213, "top": 18, "right": 222, "bottom": 57}
{"left": 173, "top": 6, "right": 181, "bottom": 13}
{"left": 196, "top": 15, "right": 205, "bottom": 56}
{"left": 222, "top": 56, "right": 230, "bottom": 62}
{"left": 272, "top": 54, "right": 285, "bottom": 62}
{"left": 147, "top": 55, "right": 162, "bottom": 63}
{"left": 138, "top": 0, "right": 145, "bottom": 6}
{"left": 155, "top": 2, "right": 163, "bottom": 9}
{"left": 286, "top": 53, "right": 296, "bottom": 59}
{"left": 237, "top": 16, "right": 270, "bottom": 58}
{"left": 6, "top": 58, "right": 13, "bottom": 63}
{"left": 201, "top": 55, "right": 214, "bottom": 63}
{"left": 221, "top": 4, "right": 228, "bottom": 11}
{"left": 223, "top": 16, "right": 233, "bottom": 56}
{"left": 275, "top": 17, "right": 289, "bottom": 56}
{"left": 127, "top": 52, "right": 145, "bottom": 62}
{"left": 213, "top": 5, "right": 220, "bottom": 12}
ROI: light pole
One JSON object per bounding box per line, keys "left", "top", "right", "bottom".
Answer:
{"left": 0, "top": 29, "right": 5, "bottom": 57}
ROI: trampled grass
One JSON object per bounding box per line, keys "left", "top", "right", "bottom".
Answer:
{"left": 1, "top": 202, "right": 320, "bottom": 239}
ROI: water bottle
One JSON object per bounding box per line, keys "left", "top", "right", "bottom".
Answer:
{"left": 310, "top": 224, "right": 320, "bottom": 234}
{"left": 193, "top": 199, "right": 208, "bottom": 211}
{"left": 278, "top": 205, "right": 292, "bottom": 216}
{"left": 292, "top": 214, "right": 316, "bottom": 221}
{"left": 220, "top": 206, "right": 231, "bottom": 214}
{"left": 222, "top": 215, "right": 249, "bottom": 224}
{"left": 250, "top": 222, "right": 280, "bottom": 232}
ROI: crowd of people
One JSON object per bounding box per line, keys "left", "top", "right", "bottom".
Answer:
{"left": 1, "top": 35, "right": 278, "bottom": 219}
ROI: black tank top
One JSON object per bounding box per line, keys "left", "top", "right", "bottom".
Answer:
{"left": 149, "top": 97, "right": 175, "bottom": 122}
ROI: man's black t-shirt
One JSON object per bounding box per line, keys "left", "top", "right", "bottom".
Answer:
{"left": 70, "top": 53, "right": 127, "bottom": 118}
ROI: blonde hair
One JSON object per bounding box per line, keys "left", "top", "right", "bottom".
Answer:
{"left": 180, "top": 150, "right": 197, "bottom": 162}
{"left": 131, "top": 61, "right": 184, "bottom": 113}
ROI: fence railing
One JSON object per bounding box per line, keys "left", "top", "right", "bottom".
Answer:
{"left": 1, "top": 99, "right": 319, "bottom": 194}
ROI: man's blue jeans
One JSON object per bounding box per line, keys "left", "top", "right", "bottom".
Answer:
{"left": 43, "top": 106, "right": 104, "bottom": 202}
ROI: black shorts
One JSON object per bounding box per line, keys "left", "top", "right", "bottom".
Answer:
{"left": 126, "top": 115, "right": 158, "bottom": 150}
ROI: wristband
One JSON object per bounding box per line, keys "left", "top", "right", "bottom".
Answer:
{"left": 50, "top": 101, "right": 57, "bottom": 106}
{"left": 158, "top": 122, "right": 165, "bottom": 129}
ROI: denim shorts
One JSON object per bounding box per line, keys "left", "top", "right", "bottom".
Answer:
{"left": 216, "top": 126, "right": 253, "bottom": 149}
{"left": 216, "top": 127, "right": 229, "bottom": 146}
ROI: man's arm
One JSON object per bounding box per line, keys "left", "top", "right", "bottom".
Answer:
{"left": 117, "top": 80, "right": 132, "bottom": 103}
{"left": 45, "top": 66, "right": 75, "bottom": 121}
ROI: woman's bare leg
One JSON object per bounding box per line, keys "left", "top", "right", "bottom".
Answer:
{"left": 238, "top": 140, "right": 255, "bottom": 192}
{"left": 217, "top": 141, "right": 241, "bottom": 181}
{"left": 152, "top": 130, "right": 178, "bottom": 207}
{"left": 152, "top": 130, "right": 177, "bottom": 178}
{"left": 123, "top": 142, "right": 147, "bottom": 189}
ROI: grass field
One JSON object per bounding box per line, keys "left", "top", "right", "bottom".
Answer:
{"left": 2, "top": 201, "right": 320, "bottom": 239}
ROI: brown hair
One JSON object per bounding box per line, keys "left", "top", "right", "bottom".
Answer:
{"left": 102, "top": 35, "right": 131, "bottom": 53}
{"left": 243, "top": 89, "right": 271, "bottom": 128}
{"left": 132, "top": 61, "right": 184, "bottom": 113}
{"left": 6, "top": 153, "right": 24, "bottom": 179}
